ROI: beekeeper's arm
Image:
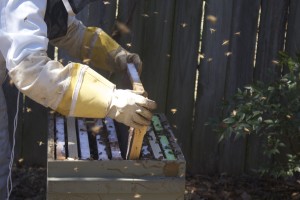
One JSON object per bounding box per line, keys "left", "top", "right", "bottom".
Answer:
{"left": 50, "top": 17, "right": 142, "bottom": 74}
{"left": 0, "top": 0, "right": 155, "bottom": 128}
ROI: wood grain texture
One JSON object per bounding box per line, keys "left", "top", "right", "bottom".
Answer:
{"left": 55, "top": 116, "right": 66, "bottom": 160}
{"left": 246, "top": 0, "right": 288, "bottom": 174}
{"left": 127, "top": 126, "right": 147, "bottom": 160}
{"left": 48, "top": 113, "right": 55, "bottom": 161}
{"left": 100, "top": 0, "right": 117, "bottom": 34}
{"left": 139, "top": 0, "right": 175, "bottom": 113}
{"left": 285, "top": 0, "right": 300, "bottom": 59}
{"left": 48, "top": 193, "right": 183, "bottom": 200}
{"left": 22, "top": 97, "right": 47, "bottom": 166}
{"left": 48, "top": 177, "right": 184, "bottom": 194}
{"left": 254, "top": 0, "right": 288, "bottom": 83}
{"left": 219, "top": 0, "right": 260, "bottom": 175}
{"left": 192, "top": 0, "right": 234, "bottom": 174}
{"left": 48, "top": 160, "right": 185, "bottom": 178}
{"left": 165, "top": 0, "right": 202, "bottom": 168}
{"left": 66, "top": 117, "right": 79, "bottom": 160}
{"left": 116, "top": 0, "right": 175, "bottom": 112}
{"left": 77, "top": 119, "right": 91, "bottom": 160}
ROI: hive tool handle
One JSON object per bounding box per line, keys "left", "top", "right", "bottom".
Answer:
{"left": 126, "top": 63, "right": 147, "bottom": 97}
{"left": 126, "top": 63, "right": 148, "bottom": 159}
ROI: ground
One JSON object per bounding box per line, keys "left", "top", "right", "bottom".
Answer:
{"left": 9, "top": 166, "right": 300, "bottom": 200}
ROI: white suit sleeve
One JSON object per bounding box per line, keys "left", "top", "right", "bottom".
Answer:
{"left": 0, "top": 0, "right": 115, "bottom": 118}
{"left": 0, "top": 0, "right": 48, "bottom": 70}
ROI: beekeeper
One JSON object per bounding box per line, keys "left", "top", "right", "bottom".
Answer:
{"left": 0, "top": 0, "right": 157, "bottom": 198}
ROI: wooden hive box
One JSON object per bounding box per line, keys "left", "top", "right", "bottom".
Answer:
{"left": 47, "top": 113, "right": 186, "bottom": 200}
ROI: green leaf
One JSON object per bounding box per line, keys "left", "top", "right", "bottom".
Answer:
{"left": 258, "top": 117, "right": 262, "bottom": 123}
{"left": 264, "top": 120, "right": 273, "bottom": 124}
{"left": 223, "top": 117, "right": 235, "bottom": 124}
{"left": 279, "top": 142, "right": 285, "bottom": 147}
{"left": 253, "top": 111, "right": 262, "bottom": 117}
{"left": 218, "top": 134, "right": 224, "bottom": 143}
{"left": 239, "top": 113, "right": 246, "bottom": 122}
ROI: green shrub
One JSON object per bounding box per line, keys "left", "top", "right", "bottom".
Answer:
{"left": 214, "top": 53, "right": 300, "bottom": 177}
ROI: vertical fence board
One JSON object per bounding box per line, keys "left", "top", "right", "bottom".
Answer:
{"left": 192, "top": 0, "right": 234, "bottom": 174}
{"left": 166, "top": 0, "right": 202, "bottom": 168}
{"left": 100, "top": 0, "right": 117, "bottom": 34}
{"left": 139, "top": 0, "right": 175, "bottom": 112}
{"left": 22, "top": 98, "right": 48, "bottom": 166}
{"left": 115, "top": 0, "right": 132, "bottom": 46}
{"left": 219, "top": 0, "right": 261, "bottom": 174}
{"left": 254, "top": 0, "right": 288, "bottom": 83}
{"left": 285, "top": 0, "right": 300, "bottom": 58}
{"left": 118, "top": 1, "right": 175, "bottom": 112}
{"left": 247, "top": 0, "right": 289, "bottom": 173}
{"left": 285, "top": 0, "right": 300, "bottom": 166}
{"left": 78, "top": 1, "right": 103, "bottom": 27}
{"left": 110, "top": 0, "right": 143, "bottom": 89}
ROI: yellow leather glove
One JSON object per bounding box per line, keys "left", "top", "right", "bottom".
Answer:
{"left": 107, "top": 89, "right": 157, "bottom": 129}
{"left": 111, "top": 47, "right": 142, "bottom": 75}
{"left": 50, "top": 20, "right": 142, "bottom": 74}
{"left": 81, "top": 27, "right": 142, "bottom": 74}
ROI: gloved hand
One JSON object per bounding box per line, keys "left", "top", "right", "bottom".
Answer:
{"left": 107, "top": 89, "right": 157, "bottom": 129}
{"left": 112, "top": 47, "right": 143, "bottom": 75}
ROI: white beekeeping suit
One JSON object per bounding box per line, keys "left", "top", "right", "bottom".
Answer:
{"left": 0, "top": 0, "right": 156, "bottom": 198}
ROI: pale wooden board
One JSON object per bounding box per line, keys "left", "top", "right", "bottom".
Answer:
{"left": 48, "top": 193, "right": 184, "bottom": 200}
{"left": 126, "top": 127, "right": 133, "bottom": 157}
{"left": 66, "top": 117, "right": 78, "bottom": 160}
{"left": 104, "top": 118, "right": 122, "bottom": 160}
{"left": 127, "top": 126, "right": 147, "bottom": 160}
{"left": 77, "top": 119, "right": 90, "bottom": 160}
{"left": 94, "top": 119, "right": 109, "bottom": 160}
{"left": 55, "top": 116, "right": 66, "bottom": 160}
{"left": 147, "top": 128, "right": 164, "bottom": 160}
{"left": 48, "top": 113, "right": 55, "bottom": 161}
{"left": 48, "top": 160, "right": 186, "bottom": 178}
{"left": 48, "top": 177, "right": 184, "bottom": 194}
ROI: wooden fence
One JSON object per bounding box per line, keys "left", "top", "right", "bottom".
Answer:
{"left": 3, "top": 0, "right": 300, "bottom": 175}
